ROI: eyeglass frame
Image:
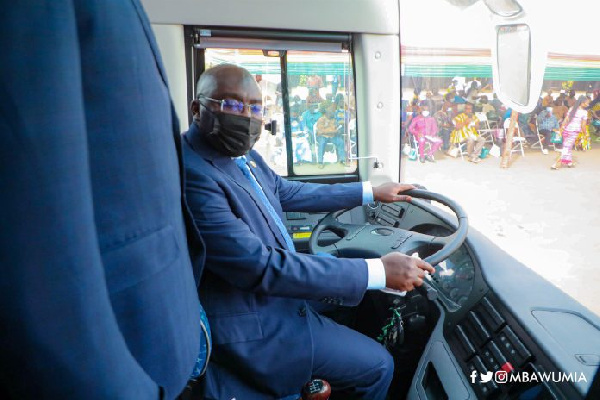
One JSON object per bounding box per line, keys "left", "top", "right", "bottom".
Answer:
{"left": 198, "top": 95, "right": 263, "bottom": 118}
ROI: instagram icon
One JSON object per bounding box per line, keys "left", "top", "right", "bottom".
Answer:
{"left": 495, "top": 370, "right": 508, "bottom": 384}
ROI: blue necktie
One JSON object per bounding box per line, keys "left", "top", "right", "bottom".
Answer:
{"left": 234, "top": 156, "right": 296, "bottom": 251}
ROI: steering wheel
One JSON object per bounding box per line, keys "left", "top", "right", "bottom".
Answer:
{"left": 308, "top": 189, "right": 468, "bottom": 299}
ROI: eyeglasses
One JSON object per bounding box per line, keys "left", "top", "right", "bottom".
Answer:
{"left": 199, "top": 95, "right": 263, "bottom": 117}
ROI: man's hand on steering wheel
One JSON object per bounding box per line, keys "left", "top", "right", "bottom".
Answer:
{"left": 373, "top": 183, "right": 416, "bottom": 203}
{"left": 381, "top": 253, "right": 435, "bottom": 291}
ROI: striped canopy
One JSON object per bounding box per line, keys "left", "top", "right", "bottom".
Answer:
{"left": 401, "top": 46, "right": 600, "bottom": 81}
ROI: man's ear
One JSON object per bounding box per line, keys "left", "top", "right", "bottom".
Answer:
{"left": 190, "top": 99, "right": 200, "bottom": 116}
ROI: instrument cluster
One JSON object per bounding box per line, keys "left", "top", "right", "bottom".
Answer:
{"left": 430, "top": 245, "right": 476, "bottom": 311}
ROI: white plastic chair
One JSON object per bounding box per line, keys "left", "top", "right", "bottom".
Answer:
{"left": 531, "top": 121, "right": 549, "bottom": 155}
{"left": 476, "top": 112, "right": 495, "bottom": 145}
{"left": 449, "top": 121, "right": 468, "bottom": 160}
{"left": 503, "top": 118, "right": 526, "bottom": 157}
{"left": 409, "top": 133, "right": 432, "bottom": 160}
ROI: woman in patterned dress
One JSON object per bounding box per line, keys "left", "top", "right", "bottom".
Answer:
{"left": 552, "top": 95, "right": 590, "bottom": 169}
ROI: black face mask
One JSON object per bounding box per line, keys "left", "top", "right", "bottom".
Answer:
{"left": 201, "top": 108, "right": 262, "bottom": 157}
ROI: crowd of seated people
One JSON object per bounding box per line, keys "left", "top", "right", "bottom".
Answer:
{"left": 401, "top": 82, "right": 600, "bottom": 165}
{"left": 517, "top": 89, "right": 600, "bottom": 151}
{"left": 280, "top": 75, "right": 356, "bottom": 167}
{"left": 402, "top": 82, "right": 504, "bottom": 164}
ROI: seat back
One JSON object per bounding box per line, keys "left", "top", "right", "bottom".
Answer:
{"left": 503, "top": 118, "right": 522, "bottom": 137}
{"left": 475, "top": 112, "right": 490, "bottom": 130}
{"left": 503, "top": 117, "right": 526, "bottom": 156}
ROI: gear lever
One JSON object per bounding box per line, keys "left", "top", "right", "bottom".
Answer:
{"left": 301, "top": 379, "right": 331, "bottom": 400}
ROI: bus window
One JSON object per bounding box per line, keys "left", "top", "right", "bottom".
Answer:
{"left": 286, "top": 51, "right": 357, "bottom": 176}
{"left": 197, "top": 36, "right": 358, "bottom": 179}
{"left": 204, "top": 48, "right": 286, "bottom": 174}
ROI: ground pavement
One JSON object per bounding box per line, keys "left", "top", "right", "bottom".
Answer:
{"left": 404, "top": 145, "right": 600, "bottom": 317}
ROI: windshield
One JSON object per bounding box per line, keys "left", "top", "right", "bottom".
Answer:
{"left": 400, "top": 0, "right": 600, "bottom": 317}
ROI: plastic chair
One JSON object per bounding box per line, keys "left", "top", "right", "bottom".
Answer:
{"left": 476, "top": 112, "right": 491, "bottom": 130}
{"left": 476, "top": 112, "right": 495, "bottom": 145}
{"left": 448, "top": 122, "right": 468, "bottom": 160}
{"left": 322, "top": 143, "right": 338, "bottom": 163}
{"left": 531, "top": 122, "right": 549, "bottom": 155}
{"left": 503, "top": 118, "right": 526, "bottom": 157}
{"left": 409, "top": 133, "right": 431, "bottom": 160}
{"left": 446, "top": 137, "right": 467, "bottom": 160}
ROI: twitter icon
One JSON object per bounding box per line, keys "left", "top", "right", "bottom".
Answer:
{"left": 480, "top": 371, "right": 493, "bottom": 383}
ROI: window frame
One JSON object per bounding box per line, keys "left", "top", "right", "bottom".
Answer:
{"left": 184, "top": 26, "right": 361, "bottom": 183}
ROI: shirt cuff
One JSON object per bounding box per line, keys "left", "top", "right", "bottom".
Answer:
{"left": 362, "top": 181, "right": 374, "bottom": 205}
{"left": 366, "top": 258, "right": 386, "bottom": 289}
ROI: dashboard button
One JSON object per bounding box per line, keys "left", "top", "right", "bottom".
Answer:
{"left": 455, "top": 325, "right": 476, "bottom": 361}
{"left": 478, "top": 297, "right": 506, "bottom": 332}
{"left": 375, "top": 214, "right": 395, "bottom": 226}
{"left": 382, "top": 204, "right": 405, "bottom": 218}
{"left": 467, "top": 355, "right": 486, "bottom": 374}
{"left": 488, "top": 340, "right": 508, "bottom": 365}
{"left": 482, "top": 342, "right": 502, "bottom": 371}
{"left": 468, "top": 356, "right": 499, "bottom": 398}
{"left": 500, "top": 361, "right": 514, "bottom": 373}
{"left": 372, "top": 228, "right": 393, "bottom": 236}
{"left": 498, "top": 326, "right": 532, "bottom": 367}
{"left": 466, "top": 311, "right": 492, "bottom": 348}
{"left": 286, "top": 212, "right": 307, "bottom": 220}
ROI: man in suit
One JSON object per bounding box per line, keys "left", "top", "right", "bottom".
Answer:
{"left": 0, "top": 1, "right": 209, "bottom": 399}
{"left": 183, "top": 64, "right": 434, "bottom": 399}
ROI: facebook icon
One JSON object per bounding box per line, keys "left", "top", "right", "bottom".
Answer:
{"left": 470, "top": 370, "right": 478, "bottom": 383}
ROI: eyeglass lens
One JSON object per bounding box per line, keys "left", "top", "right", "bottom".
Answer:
{"left": 222, "top": 99, "right": 262, "bottom": 116}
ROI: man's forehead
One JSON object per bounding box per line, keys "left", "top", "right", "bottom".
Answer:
{"left": 211, "top": 67, "right": 261, "bottom": 100}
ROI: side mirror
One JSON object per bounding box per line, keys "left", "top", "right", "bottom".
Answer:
{"left": 487, "top": 1, "right": 547, "bottom": 113}
{"left": 495, "top": 24, "right": 531, "bottom": 106}
{"left": 491, "top": 21, "right": 546, "bottom": 113}
{"left": 442, "top": 0, "right": 547, "bottom": 113}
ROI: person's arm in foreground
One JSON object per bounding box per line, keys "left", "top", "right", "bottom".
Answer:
{"left": 0, "top": 4, "right": 159, "bottom": 398}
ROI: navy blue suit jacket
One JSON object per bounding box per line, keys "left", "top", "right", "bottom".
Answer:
{"left": 0, "top": 1, "right": 206, "bottom": 398}
{"left": 183, "top": 123, "right": 369, "bottom": 398}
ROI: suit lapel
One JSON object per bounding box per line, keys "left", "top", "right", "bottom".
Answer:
{"left": 245, "top": 154, "right": 280, "bottom": 214}
{"left": 186, "top": 125, "right": 288, "bottom": 249}
{"left": 211, "top": 157, "right": 288, "bottom": 250}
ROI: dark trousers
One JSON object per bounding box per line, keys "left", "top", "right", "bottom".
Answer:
{"left": 317, "top": 135, "right": 346, "bottom": 163}
{"left": 199, "top": 309, "right": 394, "bottom": 400}
{"left": 309, "top": 308, "right": 394, "bottom": 400}
{"left": 539, "top": 129, "right": 552, "bottom": 144}
{"left": 438, "top": 128, "right": 451, "bottom": 150}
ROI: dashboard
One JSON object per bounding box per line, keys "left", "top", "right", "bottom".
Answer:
{"left": 364, "top": 201, "right": 477, "bottom": 313}
{"left": 285, "top": 201, "right": 479, "bottom": 316}
{"left": 283, "top": 200, "right": 597, "bottom": 399}
{"left": 284, "top": 201, "right": 478, "bottom": 314}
